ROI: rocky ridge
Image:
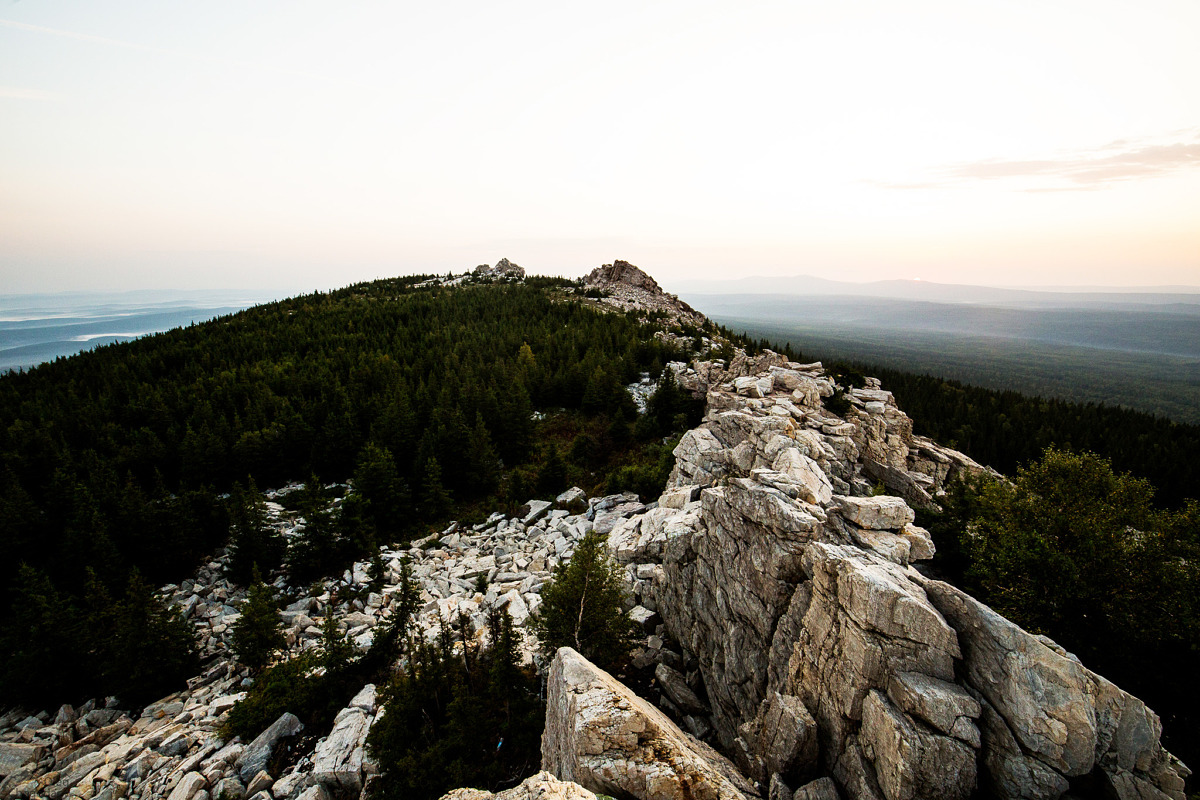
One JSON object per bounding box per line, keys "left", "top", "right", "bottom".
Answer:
{"left": 0, "top": 263, "right": 1189, "bottom": 800}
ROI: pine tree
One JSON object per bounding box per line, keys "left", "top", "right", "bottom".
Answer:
{"left": 287, "top": 476, "right": 345, "bottom": 585}
{"left": 419, "top": 458, "right": 452, "bottom": 520}
{"left": 531, "top": 531, "right": 637, "bottom": 672}
{"left": 103, "top": 570, "right": 199, "bottom": 705}
{"left": 232, "top": 568, "right": 285, "bottom": 672}
{"left": 536, "top": 445, "right": 567, "bottom": 497}
{"left": 227, "top": 478, "right": 285, "bottom": 585}
{"left": 354, "top": 442, "right": 411, "bottom": 536}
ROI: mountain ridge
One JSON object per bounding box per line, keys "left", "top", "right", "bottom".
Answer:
{"left": 0, "top": 263, "right": 1191, "bottom": 800}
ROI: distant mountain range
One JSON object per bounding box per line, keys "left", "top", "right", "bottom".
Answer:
{"left": 668, "top": 275, "right": 1200, "bottom": 310}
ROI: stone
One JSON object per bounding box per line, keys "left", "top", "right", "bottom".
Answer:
{"left": 555, "top": 487, "right": 588, "bottom": 513}
{"left": 245, "top": 771, "right": 273, "bottom": 797}
{"left": 655, "top": 662, "right": 708, "bottom": 715}
{"left": 167, "top": 772, "right": 209, "bottom": 800}
{"left": 793, "top": 777, "right": 840, "bottom": 800}
{"left": 522, "top": 500, "right": 552, "bottom": 525}
{"left": 885, "top": 672, "right": 980, "bottom": 741}
{"left": 739, "top": 692, "right": 818, "bottom": 784}
{"left": 772, "top": 448, "right": 833, "bottom": 505}
{"left": 311, "top": 705, "right": 372, "bottom": 793}
{"left": 0, "top": 743, "right": 46, "bottom": 777}
{"left": 237, "top": 712, "right": 303, "bottom": 783}
{"left": 349, "top": 683, "right": 377, "bottom": 713}
{"left": 629, "top": 605, "right": 660, "bottom": 633}
{"left": 922, "top": 578, "right": 1189, "bottom": 799}
{"left": 859, "top": 689, "right": 976, "bottom": 800}
{"left": 832, "top": 496, "right": 914, "bottom": 530}
{"left": 213, "top": 777, "right": 246, "bottom": 800}
{"left": 542, "top": 647, "right": 757, "bottom": 800}
{"left": 438, "top": 771, "right": 598, "bottom": 800}
{"left": 294, "top": 785, "right": 332, "bottom": 800}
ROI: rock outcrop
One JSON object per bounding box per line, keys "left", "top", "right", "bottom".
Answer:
{"left": 1, "top": 270, "right": 1187, "bottom": 800}
{"left": 542, "top": 647, "right": 758, "bottom": 800}
{"left": 474, "top": 258, "right": 526, "bottom": 279}
{"left": 583, "top": 260, "right": 705, "bottom": 325}
{"left": 605, "top": 349, "right": 1189, "bottom": 800}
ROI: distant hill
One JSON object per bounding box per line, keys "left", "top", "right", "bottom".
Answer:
{"left": 671, "top": 274, "right": 1200, "bottom": 310}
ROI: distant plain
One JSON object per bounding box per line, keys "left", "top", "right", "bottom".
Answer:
{"left": 681, "top": 280, "right": 1200, "bottom": 425}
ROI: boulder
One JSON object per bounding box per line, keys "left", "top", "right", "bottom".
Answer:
{"left": 542, "top": 647, "right": 757, "bottom": 800}
{"left": 655, "top": 662, "right": 708, "bottom": 715}
{"left": 555, "top": 488, "right": 588, "bottom": 514}
{"left": 311, "top": 703, "right": 373, "bottom": 793}
{"left": 439, "top": 771, "right": 598, "bottom": 800}
{"left": 237, "top": 712, "right": 303, "bottom": 783}
{"left": 0, "top": 743, "right": 46, "bottom": 777}
{"left": 166, "top": 772, "right": 209, "bottom": 800}
{"left": 832, "top": 496, "right": 913, "bottom": 531}
{"left": 737, "top": 692, "right": 818, "bottom": 785}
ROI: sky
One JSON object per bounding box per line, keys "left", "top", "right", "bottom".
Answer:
{"left": 1, "top": 1, "right": 1198, "bottom": 294}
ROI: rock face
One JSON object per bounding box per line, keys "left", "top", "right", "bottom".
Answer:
{"left": 608, "top": 350, "right": 1189, "bottom": 800}
{"left": 542, "top": 647, "right": 758, "bottom": 800}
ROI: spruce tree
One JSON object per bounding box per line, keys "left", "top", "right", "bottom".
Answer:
{"left": 531, "top": 531, "right": 637, "bottom": 672}
{"left": 354, "top": 443, "right": 411, "bottom": 536}
{"left": 227, "top": 478, "right": 285, "bottom": 585}
{"left": 419, "top": 457, "right": 452, "bottom": 520}
{"left": 232, "top": 568, "right": 285, "bottom": 672}
{"left": 103, "top": 570, "right": 198, "bottom": 705}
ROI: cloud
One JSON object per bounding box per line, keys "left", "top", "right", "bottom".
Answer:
{"left": 0, "top": 86, "right": 57, "bottom": 100}
{"left": 878, "top": 130, "right": 1200, "bottom": 192}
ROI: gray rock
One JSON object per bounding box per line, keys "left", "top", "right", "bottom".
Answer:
{"left": 167, "top": 772, "right": 209, "bottom": 800}
{"left": 521, "top": 500, "right": 552, "bottom": 526}
{"left": 922, "top": 578, "right": 1188, "bottom": 799}
{"left": 213, "top": 776, "right": 246, "bottom": 800}
{"left": 0, "top": 743, "right": 46, "bottom": 777}
{"left": 543, "top": 647, "right": 757, "bottom": 800}
{"left": 311, "top": 705, "right": 372, "bottom": 793}
{"left": 555, "top": 487, "right": 588, "bottom": 513}
{"left": 793, "top": 777, "right": 840, "bottom": 800}
{"left": 245, "top": 770, "right": 273, "bottom": 797}
{"left": 439, "top": 771, "right": 597, "bottom": 800}
{"left": 295, "top": 785, "right": 332, "bottom": 800}
{"left": 832, "top": 496, "right": 913, "bottom": 530}
{"left": 237, "top": 712, "right": 303, "bottom": 783}
{"left": 655, "top": 662, "right": 708, "bottom": 715}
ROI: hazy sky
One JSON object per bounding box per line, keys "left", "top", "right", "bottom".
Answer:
{"left": 2, "top": 1, "right": 1198, "bottom": 293}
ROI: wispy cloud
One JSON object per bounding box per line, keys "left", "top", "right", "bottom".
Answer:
{"left": 0, "top": 86, "right": 58, "bottom": 100}
{"left": 877, "top": 130, "right": 1200, "bottom": 192}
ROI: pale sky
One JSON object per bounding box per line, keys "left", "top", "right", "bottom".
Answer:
{"left": 2, "top": 1, "right": 1198, "bottom": 293}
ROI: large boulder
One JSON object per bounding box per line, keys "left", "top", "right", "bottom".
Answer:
{"left": 542, "top": 647, "right": 758, "bottom": 800}
{"left": 921, "top": 578, "right": 1190, "bottom": 800}
{"left": 440, "top": 771, "right": 598, "bottom": 800}
{"left": 237, "top": 712, "right": 303, "bottom": 782}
